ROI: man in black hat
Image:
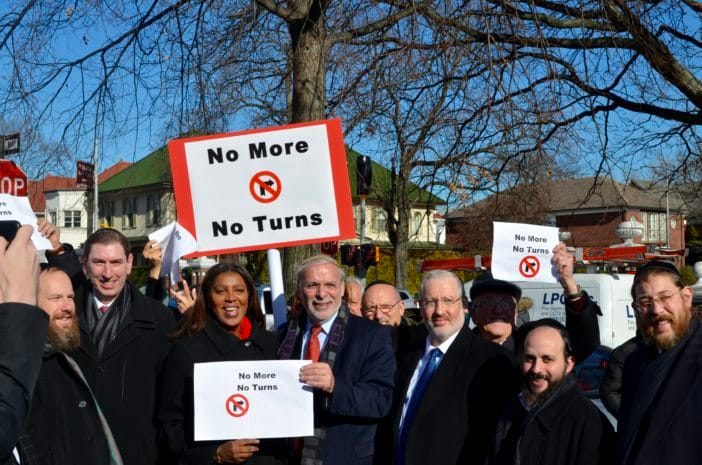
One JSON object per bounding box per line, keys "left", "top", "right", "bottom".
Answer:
{"left": 470, "top": 243, "right": 601, "bottom": 363}
{"left": 617, "top": 260, "right": 701, "bottom": 465}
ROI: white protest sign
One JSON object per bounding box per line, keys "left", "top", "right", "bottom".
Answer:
{"left": 0, "top": 194, "right": 52, "bottom": 249}
{"left": 148, "top": 222, "right": 197, "bottom": 282}
{"left": 168, "top": 119, "right": 355, "bottom": 257}
{"left": 491, "top": 222, "right": 560, "bottom": 283}
{"left": 193, "top": 360, "right": 313, "bottom": 440}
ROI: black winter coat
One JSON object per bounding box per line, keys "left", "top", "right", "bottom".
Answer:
{"left": 489, "top": 377, "right": 615, "bottom": 465}
{"left": 0, "top": 304, "right": 48, "bottom": 462}
{"left": 618, "top": 320, "right": 702, "bottom": 465}
{"left": 158, "top": 317, "right": 285, "bottom": 465}
{"left": 15, "top": 350, "right": 120, "bottom": 465}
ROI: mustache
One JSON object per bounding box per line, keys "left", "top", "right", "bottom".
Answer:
{"left": 527, "top": 372, "right": 549, "bottom": 382}
{"left": 647, "top": 315, "right": 673, "bottom": 325}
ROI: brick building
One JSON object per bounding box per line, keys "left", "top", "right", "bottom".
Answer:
{"left": 446, "top": 177, "right": 687, "bottom": 252}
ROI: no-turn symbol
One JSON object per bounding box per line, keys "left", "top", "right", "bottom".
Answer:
{"left": 519, "top": 255, "right": 540, "bottom": 278}
{"left": 249, "top": 171, "right": 282, "bottom": 204}
{"left": 225, "top": 393, "right": 250, "bottom": 418}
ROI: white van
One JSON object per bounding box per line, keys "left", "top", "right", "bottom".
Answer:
{"left": 464, "top": 273, "right": 637, "bottom": 349}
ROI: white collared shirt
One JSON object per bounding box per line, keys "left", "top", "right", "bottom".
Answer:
{"left": 398, "top": 329, "right": 461, "bottom": 428}
{"left": 300, "top": 311, "right": 338, "bottom": 360}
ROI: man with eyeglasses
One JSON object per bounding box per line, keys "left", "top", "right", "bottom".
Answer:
{"left": 378, "top": 270, "right": 516, "bottom": 465}
{"left": 361, "top": 281, "right": 406, "bottom": 327}
{"left": 617, "top": 260, "right": 701, "bottom": 465}
{"left": 278, "top": 255, "right": 395, "bottom": 465}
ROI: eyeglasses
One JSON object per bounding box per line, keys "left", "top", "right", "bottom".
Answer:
{"left": 362, "top": 299, "right": 402, "bottom": 317}
{"left": 633, "top": 289, "right": 684, "bottom": 313}
{"left": 421, "top": 297, "right": 462, "bottom": 309}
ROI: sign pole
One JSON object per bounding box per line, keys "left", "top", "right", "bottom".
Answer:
{"left": 356, "top": 194, "right": 367, "bottom": 286}
{"left": 92, "top": 137, "right": 99, "bottom": 232}
{"left": 267, "top": 249, "right": 287, "bottom": 329}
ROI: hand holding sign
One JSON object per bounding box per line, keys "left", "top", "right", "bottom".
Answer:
{"left": 216, "top": 439, "right": 260, "bottom": 464}
{"left": 491, "top": 222, "right": 560, "bottom": 283}
{"left": 300, "top": 362, "right": 335, "bottom": 393}
{"left": 148, "top": 222, "right": 197, "bottom": 282}
{"left": 552, "top": 242, "right": 580, "bottom": 295}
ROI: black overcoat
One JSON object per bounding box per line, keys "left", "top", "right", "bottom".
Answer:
{"left": 489, "top": 380, "right": 614, "bottom": 465}
{"left": 16, "top": 351, "right": 119, "bottom": 465}
{"left": 618, "top": 320, "right": 702, "bottom": 465}
{"left": 380, "top": 324, "right": 516, "bottom": 465}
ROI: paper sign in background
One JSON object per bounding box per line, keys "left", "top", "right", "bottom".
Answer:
{"left": 491, "top": 221, "right": 560, "bottom": 283}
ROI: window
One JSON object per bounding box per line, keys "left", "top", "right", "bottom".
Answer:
{"left": 100, "top": 201, "right": 115, "bottom": 227}
{"left": 63, "top": 210, "right": 81, "bottom": 228}
{"left": 375, "top": 210, "right": 387, "bottom": 232}
{"left": 412, "top": 212, "right": 422, "bottom": 235}
{"left": 123, "top": 198, "right": 136, "bottom": 229}
{"left": 48, "top": 210, "right": 57, "bottom": 225}
{"left": 147, "top": 194, "right": 161, "bottom": 226}
{"left": 641, "top": 212, "right": 666, "bottom": 243}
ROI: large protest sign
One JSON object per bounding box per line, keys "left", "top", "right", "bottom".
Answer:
{"left": 193, "top": 360, "right": 313, "bottom": 440}
{"left": 491, "top": 222, "right": 560, "bottom": 283}
{"left": 168, "top": 119, "right": 355, "bottom": 256}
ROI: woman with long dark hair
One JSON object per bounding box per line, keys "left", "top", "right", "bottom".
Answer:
{"left": 158, "top": 263, "right": 284, "bottom": 465}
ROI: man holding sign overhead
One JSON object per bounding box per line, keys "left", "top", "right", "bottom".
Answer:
{"left": 278, "top": 255, "right": 395, "bottom": 465}
{"left": 472, "top": 222, "right": 601, "bottom": 363}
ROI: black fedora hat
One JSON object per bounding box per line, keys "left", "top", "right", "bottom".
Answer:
{"left": 470, "top": 272, "right": 522, "bottom": 301}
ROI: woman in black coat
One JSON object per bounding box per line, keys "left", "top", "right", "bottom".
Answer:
{"left": 158, "top": 263, "right": 284, "bottom": 465}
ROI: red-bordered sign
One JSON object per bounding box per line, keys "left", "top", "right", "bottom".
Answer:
{"left": 225, "top": 393, "right": 250, "bottom": 418}
{"left": 519, "top": 255, "right": 540, "bottom": 278}
{"left": 249, "top": 170, "right": 282, "bottom": 203}
{"left": 168, "top": 119, "right": 355, "bottom": 257}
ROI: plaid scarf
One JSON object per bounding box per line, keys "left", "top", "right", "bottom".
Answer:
{"left": 278, "top": 305, "right": 349, "bottom": 465}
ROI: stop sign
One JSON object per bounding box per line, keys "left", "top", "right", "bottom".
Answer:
{"left": 320, "top": 241, "right": 339, "bottom": 256}
{"left": 0, "top": 160, "right": 28, "bottom": 196}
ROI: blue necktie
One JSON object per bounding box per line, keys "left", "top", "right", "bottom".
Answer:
{"left": 395, "top": 348, "right": 442, "bottom": 465}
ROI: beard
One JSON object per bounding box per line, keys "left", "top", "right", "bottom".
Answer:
{"left": 642, "top": 312, "right": 691, "bottom": 351}
{"left": 522, "top": 369, "right": 567, "bottom": 407}
{"left": 47, "top": 318, "right": 81, "bottom": 352}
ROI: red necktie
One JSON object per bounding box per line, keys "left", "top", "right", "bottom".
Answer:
{"left": 305, "top": 326, "right": 323, "bottom": 362}
{"left": 99, "top": 305, "right": 109, "bottom": 314}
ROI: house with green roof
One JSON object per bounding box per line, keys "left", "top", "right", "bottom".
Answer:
{"left": 97, "top": 144, "right": 445, "bottom": 262}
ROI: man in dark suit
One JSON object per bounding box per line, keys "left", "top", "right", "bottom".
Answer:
{"left": 384, "top": 270, "right": 516, "bottom": 465}
{"left": 278, "top": 255, "right": 395, "bottom": 465}
{"left": 46, "top": 228, "right": 176, "bottom": 465}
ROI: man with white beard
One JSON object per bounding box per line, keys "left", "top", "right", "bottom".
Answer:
{"left": 13, "top": 267, "right": 122, "bottom": 465}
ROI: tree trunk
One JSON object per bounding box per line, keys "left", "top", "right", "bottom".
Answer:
{"left": 282, "top": 1, "right": 328, "bottom": 293}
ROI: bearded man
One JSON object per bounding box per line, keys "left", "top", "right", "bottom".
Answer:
{"left": 617, "top": 261, "right": 702, "bottom": 465}
{"left": 13, "top": 267, "right": 122, "bottom": 465}
{"left": 487, "top": 319, "right": 613, "bottom": 465}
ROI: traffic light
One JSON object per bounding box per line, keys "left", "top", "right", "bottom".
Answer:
{"left": 360, "top": 243, "right": 380, "bottom": 266}
{"left": 339, "top": 244, "right": 359, "bottom": 266}
{"left": 356, "top": 155, "right": 372, "bottom": 195}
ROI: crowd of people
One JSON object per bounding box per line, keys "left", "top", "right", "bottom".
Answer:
{"left": 0, "top": 221, "right": 700, "bottom": 465}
